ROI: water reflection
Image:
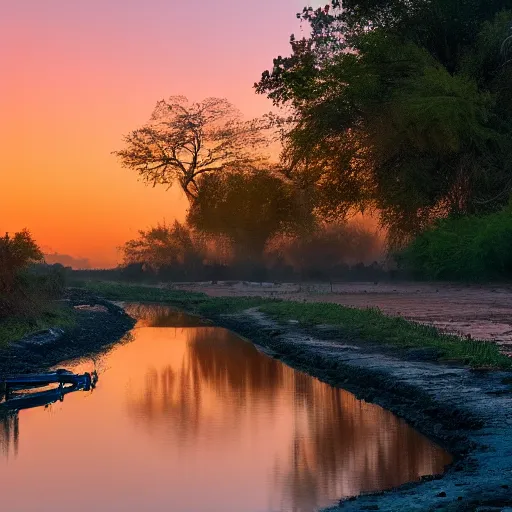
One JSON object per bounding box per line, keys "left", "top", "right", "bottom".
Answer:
{"left": 124, "top": 305, "right": 451, "bottom": 510}
{"left": 0, "top": 304, "right": 452, "bottom": 512}
{"left": 124, "top": 302, "right": 207, "bottom": 327}
{"left": 0, "top": 414, "right": 19, "bottom": 458}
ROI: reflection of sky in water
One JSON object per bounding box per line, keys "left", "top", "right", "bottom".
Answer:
{"left": 0, "top": 304, "right": 451, "bottom": 512}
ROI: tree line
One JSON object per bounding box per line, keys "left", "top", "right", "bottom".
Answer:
{"left": 115, "top": 0, "right": 512, "bottom": 281}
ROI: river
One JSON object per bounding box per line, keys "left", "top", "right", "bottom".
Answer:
{"left": 0, "top": 303, "right": 451, "bottom": 512}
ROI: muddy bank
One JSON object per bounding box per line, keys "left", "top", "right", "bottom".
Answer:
{"left": 0, "top": 288, "right": 135, "bottom": 377}
{"left": 194, "top": 307, "right": 512, "bottom": 511}
{"left": 175, "top": 281, "right": 512, "bottom": 353}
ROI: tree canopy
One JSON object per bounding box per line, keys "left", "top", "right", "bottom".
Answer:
{"left": 115, "top": 96, "right": 267, "bottom": 202}
{"left": 256, "top": 0, "right": 512, "bottom": 243}
{"left": 123, "top": 221, "right": 205, "bottom": 270}
{"left": 0, "top": 230, "right": 44, "bottom": 294}
{"left": 187, "top": 169, "right": 313, "bottom": 258}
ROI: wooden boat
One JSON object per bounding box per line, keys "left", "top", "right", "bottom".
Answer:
{"left": 3, "top": 369, "right": 92, "bottom": 392}
{"left": 0, "top": 370, "right": 97, "bottom": 412}
{"left": 1, "top": 386, "right": 69, "bottom": 412}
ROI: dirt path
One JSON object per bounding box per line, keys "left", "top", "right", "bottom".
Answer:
{"left": 175, "top": 281, "right": 512, "bottom": 352}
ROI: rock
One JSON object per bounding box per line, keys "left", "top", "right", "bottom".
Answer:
{"left": 13, "top": 328, "right": 65, "bottom": 348}
{"left": 436, "top": 491, "right": 447, "bottom": 497}
{"left": 74, "top": 304, "right": 109, "bottom": 313}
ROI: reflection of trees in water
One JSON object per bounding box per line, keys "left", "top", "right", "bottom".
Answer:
{"left": 124, "top": 303, "right": 206, "bottom": 328}
{"left": 274, "top": 383, "right": 451, "bottom": 510}
{"left": 188, "top": 328, "right": 284, "bottom": 401}
{"left": 0, "top": 414, "right": 19, "bottom": 458}
{"left": 126, "top": 325, "right": 451, "bottom": 509}
{"left": 127, "top": 328, "right": 284, "bottom": 441}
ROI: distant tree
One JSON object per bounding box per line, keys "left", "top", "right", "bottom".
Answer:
{"left": 115, "top": 96, "right": 267, "bottom": 202}
{"left": 187, "top": 169, "right": 313, "bottom": 259}
{"left": 0, "top": 230, "right": 44, "bottom": 294}
{"left": 122, "top": 221, "right": 206, "bottom": 272}
{"left": 266, "top": 222, "right": 382, "bottom": 279}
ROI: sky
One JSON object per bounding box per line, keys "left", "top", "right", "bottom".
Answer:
{"left": 1, "top": 1, "right": 324, "bottom": 268}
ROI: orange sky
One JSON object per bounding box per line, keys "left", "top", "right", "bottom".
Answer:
{"left": 1, "top": 1, "right": 314, "bottom": 267}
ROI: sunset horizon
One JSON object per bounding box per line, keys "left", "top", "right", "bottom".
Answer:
{"left": 2, "top": 0, "right": 315, "bottom": 268}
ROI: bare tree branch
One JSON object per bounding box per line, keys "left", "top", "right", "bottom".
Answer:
{"left": 115, "top": 96, "right": 268, "bottom": 202}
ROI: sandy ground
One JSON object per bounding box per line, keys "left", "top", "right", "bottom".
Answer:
{"left": 175, "top": 281, "right": 512, "bottom": 351}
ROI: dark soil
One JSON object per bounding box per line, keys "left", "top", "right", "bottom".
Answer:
{"left": 0, "top": 288, "right": 135, "bottom": 377}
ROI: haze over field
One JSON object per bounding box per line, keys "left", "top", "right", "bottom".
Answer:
{"left": 1, "top": 0, "right": 311, "bottom": 268}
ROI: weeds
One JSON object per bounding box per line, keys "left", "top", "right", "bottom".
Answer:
{"left": 0, "top": 304, "right": 75, "bottom": 348}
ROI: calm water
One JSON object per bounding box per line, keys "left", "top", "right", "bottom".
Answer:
{"left": 0, "top": 304, "right": 451, "bottom": 512}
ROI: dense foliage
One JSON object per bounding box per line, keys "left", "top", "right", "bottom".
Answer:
{"left": 187, "top": 169, "right": 313, "bottom": 258}
{"left": 256, "top": 0, "right": 512, "bottom": 244}
{"left": 399, "top": 203, "right": 512, "bottom": 280}
{"left": 0, "top": 230, "right": 68, "bottom": 347}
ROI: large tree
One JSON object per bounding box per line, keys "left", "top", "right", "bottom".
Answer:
{"left": 256, "top": 1, "right": 512, "bottom": 243}
{"left": 115, "top": 96, "right": 267, "bottom": 202}
{"left": 187, "top": 169, "right": 313, "bottom": 258}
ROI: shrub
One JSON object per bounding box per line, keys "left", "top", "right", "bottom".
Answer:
{"left": 399, "top": 204, "right": 512, "bottom": 280}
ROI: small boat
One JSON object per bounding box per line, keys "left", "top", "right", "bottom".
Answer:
{"left": 3, "top": 369, "right": 93, "bottom": 392}
{"left": 1, "top": 386, "right": 70, "bottom": 412}
{"left": 0, "top": 370, "right": 98, "bottom": 412}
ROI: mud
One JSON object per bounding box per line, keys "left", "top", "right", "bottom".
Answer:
{"left": 0, "top": 288, "right": 135, "bottom": 377}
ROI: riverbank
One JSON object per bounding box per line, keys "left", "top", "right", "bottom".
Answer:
{"left": 75, "top": 281, "right": 512, "bottom": 511}
{"left": 0, "top": 288, "right": 135, "bottom": 377}
{"left": 77, "top": 281, "right": 512, "bottom": 369}
{"left": 174, "top": 281, "right": 512, "bottom": 354}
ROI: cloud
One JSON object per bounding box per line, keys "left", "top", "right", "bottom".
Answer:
{"left": 44, "top": 253, "right": 91, "bottom": 269}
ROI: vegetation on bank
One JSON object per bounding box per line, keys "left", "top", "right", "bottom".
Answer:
{"left": 0, "top": 305, "right": 75, "bottom": 348}
{"left": 0, "top": 230, "right": 73, "bottom": 347}
{"left": 399, "top": 204, "right": 512, "bottom": 281}
{"left": 77, "top": 281, "right": 512, "bottom": 369}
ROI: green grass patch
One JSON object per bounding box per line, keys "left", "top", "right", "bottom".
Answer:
{"left": 75, "top": 280, "right": 512, "bottom": 369}
{"left": 258, "top": 301, "right": 512, "bottom": 369}
{"left": 76, "top": 281, "right": 206, "bottom": 306}
{"left": 0, "top": 304, "right": 76, "bottom": 348}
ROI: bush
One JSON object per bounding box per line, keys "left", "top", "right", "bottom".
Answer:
{"left": 0, "top": 231, "right": 68, "bottom": 319}
{"left": 26, "top": 263, "right": 69, "bottom": 298}
{"left": 399, "top": 204, "right": 512, "bottom": 280}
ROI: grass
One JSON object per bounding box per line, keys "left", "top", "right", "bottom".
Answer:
{"left": 0, "top": 304, "right": 76, "bottom": 348}
{"left": 76, "top": 280, "right": 512, "bottom": 369}
{"left": 75, "top": 280, "right": 270, "bottom": 314}
{"left": 258, "top": 302, "right": 512, "bottom": 369}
